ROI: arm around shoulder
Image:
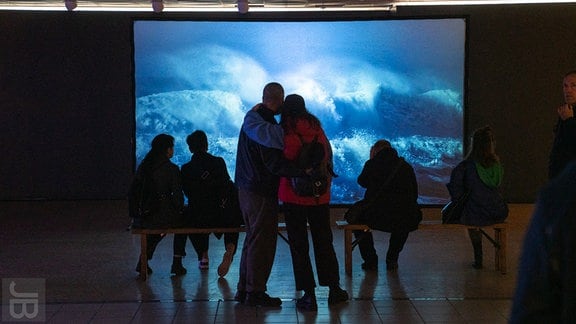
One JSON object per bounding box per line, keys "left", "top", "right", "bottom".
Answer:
{"left": 242, "top": 110, "right": 284, "bottom": 150}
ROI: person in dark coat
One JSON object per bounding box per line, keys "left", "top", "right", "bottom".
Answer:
{"left": 353, "top": 139, "right": 422, "bottom": 272}
{"left": 548, "top": 70, "right": 576, "bottom": 180}
{"left": 510, "top": 161, "right": 576, "bottom": 323}
{"left": 129, "top": 133, "right": 184, "bottom": 274}
{"left": 447, "top": 125, "right": 508, "bottom": 269}
{"left": 171, "top": 130, "right": 243, "bottom": 277}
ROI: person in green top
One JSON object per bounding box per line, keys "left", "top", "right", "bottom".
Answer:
{"left": 447, "top": 126, "right": 508, "bottom": 269}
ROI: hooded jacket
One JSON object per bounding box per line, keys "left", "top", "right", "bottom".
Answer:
{"left": 447, "top": 159, "right": 508, "bottom": 226}
{"left": 358, "top": 147, "right": 422, "bottom": 232}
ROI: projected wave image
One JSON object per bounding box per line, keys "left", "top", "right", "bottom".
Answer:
{"left": 133, "top": 19, "right": 466, "bottom": 205}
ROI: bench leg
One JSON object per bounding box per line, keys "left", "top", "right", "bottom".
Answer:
{"left": 344, "top": 228, "right": 353, "bottom": 276}
{"left": 494, "top": 228, "right": 507, "bottom": 274}
{"left": 139, "top": 234, "right": 148, "bottom": 281}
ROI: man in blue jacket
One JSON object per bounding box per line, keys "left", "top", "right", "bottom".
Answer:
{"left": 234, "top": 82, "right": 306, "bottom": 307}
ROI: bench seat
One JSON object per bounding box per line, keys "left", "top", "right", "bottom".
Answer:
{"left": 335, "top": 220, "right": 508, "bottom": 276}
{"left": 132, "top": 223, "right": 289, "bottom": 280}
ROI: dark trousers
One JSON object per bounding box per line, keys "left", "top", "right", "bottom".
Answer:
{"left": 468, "top": 228, "right": 483, "bottom": 264}
{"left": 173, "top": 233, "right": 239, "bottom": 260}
{"left": 353, "top": 230, "right": 409, "bottom": 265}
{"left": 145, "top": 234, "right": 165, "bottom": 259}
{"left": 236, "top": 189, "right": 279, "bottom": 293}
{"left": 283, "top": 203, "right": 340, "bottom": 292}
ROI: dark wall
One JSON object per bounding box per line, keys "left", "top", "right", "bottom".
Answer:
{"left": 1, "top": 5, "right": 575, "bottom": 202}
{"left": 1, "top": 12, "right": 133, "bottom": 200}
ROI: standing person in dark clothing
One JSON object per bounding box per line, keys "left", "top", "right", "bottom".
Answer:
{"left": 549, "top": 70, "right": 576, "bottom": 179}
{"left": 129, "top": 133, "right": 184, "bottom": 274}
{"left": 278, "top": 94, "right": 348, "bottom": 311}
{"left": 510, "top": 161, "right": 576, "bottom": 323}
{"left": 353, "top": 140, "right": 421, "bottom": 272}
{"left": 447, "top": 126, "right": 508, "bottom": 269}
{"left": 234, "top": 82, "right": 307, "bottom": 307}
{"left": 172, "top": 130, "right": 243, "bottom": 277}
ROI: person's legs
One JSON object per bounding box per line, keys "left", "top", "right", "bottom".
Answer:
{"left": 236, "top": 190, "right": 281, "bottom": 306}
{"left": 146, "top": 234, "right": 164, "bottom": 259}
{"left": 307, "top": 204, "right": 339, "bottom": 286}
{"left": 284, "top": 203, "right": 316, "bottom": 291}
{"left": 353, "top": 230, "right": 378, "bottom": 270}
{"left": 285, "top": 203, "right": 318, "bottom": 311}
{"left": 136, "top": 234, "right": 164, "bottom": 273}
{"left": 386, "top": 231, "right": 409, "bottom": 271}
{"left": 171, "top": 234, "right": 188, "bottom": 275}
{"left": 307, "top": 204, "right": 348, "bottom": 305}
{"left": 218, "top": 232, "right": 239, "bottom": 277}
{"left": 236, "top": 189, "right": 252, "bottom": 299}
{"left": 190, "top": 233, "right": 210, "bottom": 269}
{"left": 173, "top": 234, "right": 188, "bottom": 257}
{"left": 468, "top": 228, "right": 483, "bottom": 269}
{"left": 224, "top": 232, "right": 239, "bottom": 247}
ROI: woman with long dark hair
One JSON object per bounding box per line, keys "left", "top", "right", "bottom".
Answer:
{"left": 447, "top": 125, "right": 508, "bottom": 269}
{"left": 278, "top": 94, "right": 348, "bottom": 311}
{"left": 130, "top": 133, "right": 184, "bottom": 274}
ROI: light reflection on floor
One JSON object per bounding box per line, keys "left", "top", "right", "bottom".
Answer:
{"left": 1, "top": 201, "right": 532, "bottom": 323}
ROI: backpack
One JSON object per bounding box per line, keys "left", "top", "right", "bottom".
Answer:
{"left": 290, "top": 134, "right": 335, "bottom": 198}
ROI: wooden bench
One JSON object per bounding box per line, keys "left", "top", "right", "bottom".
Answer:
{"left": 335, "top": 220, "right": 508, "bottom": 276}
{"left": 132, "top": 223, "right": 291, "bottom": 280}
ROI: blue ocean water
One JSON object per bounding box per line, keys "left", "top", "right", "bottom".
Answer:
{"left": 135, "top": 87, "right": 462, "bottom": 204}
{"left": 133, "top": 19, "right": 465, "bottom": 204}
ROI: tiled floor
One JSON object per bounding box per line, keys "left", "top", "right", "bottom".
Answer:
{"left": 0, "top": 201, "right": 532, "bottom": 323}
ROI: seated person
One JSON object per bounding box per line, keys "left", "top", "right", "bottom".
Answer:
{"left": 171, "top": 130, "right": 243, "bottom": 277}
{"left": 446, "top": 126, "right": 508, "bottom": 269}
{"left": 352, "top": 140, "right": 421, "bottom": 272}
{"left": 129, "top": 133, "right": 184, "bottom": 274}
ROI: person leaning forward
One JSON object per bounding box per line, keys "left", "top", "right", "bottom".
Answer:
{"left": 234, "top": 82, "right": 308, "bottom": 307}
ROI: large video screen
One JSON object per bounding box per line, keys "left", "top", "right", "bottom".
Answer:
{"left": 133, "top": 17, "right": 466, "bottom": 205}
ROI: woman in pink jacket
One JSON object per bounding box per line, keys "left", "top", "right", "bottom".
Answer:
{"left": 278, "top": 94, "right": 348, "bottom": 311}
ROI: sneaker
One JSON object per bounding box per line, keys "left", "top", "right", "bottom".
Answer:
{"left": 296, "top": 293, "right": 318, "bottom": 312}
{"left": 170, "top": 258, "right": 187, "bottom": 275}
{"left": 198, "top": 257, "right": 209, "bottom": 270}
{"left": 361, "top": 262, "right": 378, "bottom": 271}
{"left": 218, "top": 244, "right": 235, "bottom": 277}
{"left": 135, "top": 261, "right": 152, "bottom": 274}
{"left": 234, "top": 290, "right": 247, "bottom": 304}
{"left": 245, "top": 291, "right": 282, "bottom": 307}
{"left": 328, "top": 287, "right": 348, "bottom": 305}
